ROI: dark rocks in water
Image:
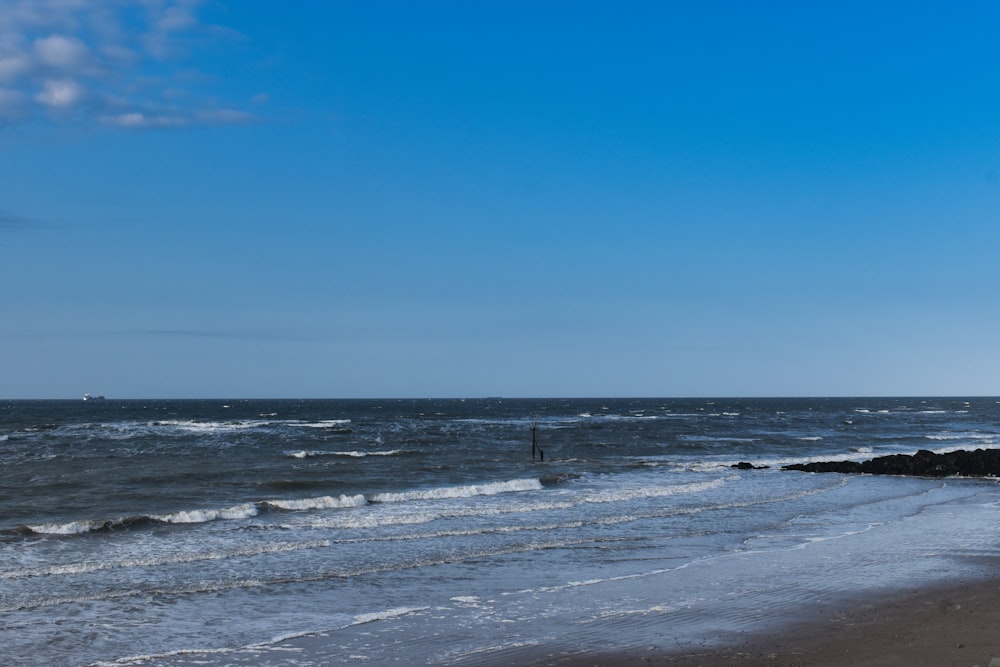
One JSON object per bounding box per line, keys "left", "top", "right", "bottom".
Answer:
{"left": 782, "top": 448, "right": 1000, "bottom": 478}
{"left": 732, "top": 461, "right": 769, "bottom": 470}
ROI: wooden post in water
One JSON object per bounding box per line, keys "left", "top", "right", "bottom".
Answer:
{"left": 531, "top": 422, "right": 543, "bottom": 462}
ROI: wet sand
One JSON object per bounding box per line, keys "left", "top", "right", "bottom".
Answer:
{"left": 484, "top": 579, "right": 1000, "bottom": 667}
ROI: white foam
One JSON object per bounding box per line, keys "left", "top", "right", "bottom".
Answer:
{"left": 1, "top": 540, "right": 330, "bottom": 579}
{"left": 310, "top": 512, "right": 440, "bottom": 529}
{"left": 285, "top": 449, "right": 402, "bottom": 459}
{"left": 583, "top": 477, "right": 731, "bottom": 504}
{"left": 29, "top": 494, "right": 364, "bottom": 534}
{"left": 287, "top": 419, "right": 352, "bottom": 428}
{"left": 352, "top": 606, "right": 427, "bottom": 625}
{"left": 368, "top": 478, "right": 543, "bottom": 503}
{"left": 153, "top": 419, "right": 266, "bottom": 433}
{"left": 678, "top": 435, "right": 757, "bottom": 443}
{"left": 158, "top": 503, "right": 259, "bottom": 524}
{"left": 27, "top": 519, "right": 105, "bottom": 535}
{"left": 307, "top": 499, "right": 578, "bottom": 530}
{"left": 925, "top": 432, "right": 995, "bottom": 441}
{"left": 266, "top": 494, "right": 367, "bottom": 511}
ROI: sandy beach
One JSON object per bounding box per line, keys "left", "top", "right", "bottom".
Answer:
{"left": 493, "top": 579, "right": 1000, "bottom": 667}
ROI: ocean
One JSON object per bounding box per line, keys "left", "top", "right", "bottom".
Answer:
{"left": 3, "top": 397, "right": 1000, "bottom": 666}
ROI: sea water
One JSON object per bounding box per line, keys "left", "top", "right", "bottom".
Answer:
{"left": 2, "top": 397, "right": 1000, "bottom": 666}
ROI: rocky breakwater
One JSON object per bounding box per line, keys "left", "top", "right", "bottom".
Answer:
{"left": 782, "top": 448, "right": 1000, "bottom": 478}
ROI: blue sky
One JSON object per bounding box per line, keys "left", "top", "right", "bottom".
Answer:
{"left": 2, "top": 1, "right": 999, "bottom": 399}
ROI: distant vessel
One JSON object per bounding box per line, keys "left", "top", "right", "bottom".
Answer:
{"left": 82, "top": 393, "right": 106, "bottom": 401}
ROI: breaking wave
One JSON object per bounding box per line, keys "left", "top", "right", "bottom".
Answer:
{"left": 9, "top": 479, "right": 546, "bottom": 537}
{"left": 285, "top": 449, "right": 402, "bottom": 459}
{"left": 368, "top": 478, "right": 543, "bottom": 503}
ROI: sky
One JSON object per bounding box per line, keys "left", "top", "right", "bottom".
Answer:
{"left": 1, "top": 1, "right": 999, "bottom": 399}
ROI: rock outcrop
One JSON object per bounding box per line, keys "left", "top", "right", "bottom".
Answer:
{"left": 732, "top": 461, "right": 769, "bottom": 470}
{"left": 782, "top": 448, "right": 1000, "bottom": 477}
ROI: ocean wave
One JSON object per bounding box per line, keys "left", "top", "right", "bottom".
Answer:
{"left": 306, "top": 499, "right": 579, "bottom": 531}
{"left": 583, "top": 412, "right": 661, "bottom": 421}
{"left": 367, "top": 478, "right": 543, "bottom": 503}
{"left": 21, "top": 515, "right": 164, "bottom": 535}
{"left": 74, "top": 417, "right": 355, "bottom": 439}
{"left": 286, "top": 419, "right": 352, "bottom": 429}
{"left": 583, "top": 477, "right": 731, "bottom": 504}
{"left": 263, "top": 495, "right": 367, "bottom": 511}
{"left": 16, "top": 495, "right": 365, "bottom": 537}
{"left": 10, "top": 479, "right": 546, "bottom": 538}
{"left": 285, "top": 449, "right": 402, "bottom": 459}
{"left": 352, "top": 606, "right": 428, "bottom": 625}
{"left": 677, "top": 435, "right": 758, "bottom": 443}
{"left": 332, "top": 519, "right": 590, "bottom": 543}
{"left": 22, "top": 504, "right": 260, "bottom": 535}
{"left": 0, "top": 540, "right": 330, "bottom": 579}
{"left": 152, "top": 419, "right": 269, "bottom": 433}
{"left": 924, "top": 432, "right": 995, "bottom": 441}
{"left": 158, "top": 504, "right": 259, "bottom": 524}
{"left": 88, "top": 606, "right": 429, "bottom": 667}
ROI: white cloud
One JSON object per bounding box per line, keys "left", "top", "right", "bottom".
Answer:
{"left": 36, "top": 78, "right": 82, "bottom": 107}
{"left": 0, "top": 1, "right": 257, "bottom": 129}
{"left": 101, "top": 111, "right": 186, "bottom": 127}
{"left": 157, "top": 3, "right": 199, "bottom": 33}
{"left": 33, "top": 34, "right": 91, "bottom": 70}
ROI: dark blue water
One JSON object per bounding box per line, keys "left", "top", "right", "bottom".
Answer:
{"left": 2, "top": 397, "right": 1000, "bottom": 665}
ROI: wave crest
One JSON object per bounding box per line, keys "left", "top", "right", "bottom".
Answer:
{"left": 285, "top": 449, "right": 402, "bottom": 459}
{"left": 368, "top": 478, "right": 543, "bottom": 503}
{"left": 263, "top": 495, "right": 367, "bottom": 511}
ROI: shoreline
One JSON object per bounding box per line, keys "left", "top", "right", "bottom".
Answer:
{"left": 479, "top": 578, "right": 1000, "bottom": 667}
{"left": 97, "top": 577, "right": 1000, "bottom": 667}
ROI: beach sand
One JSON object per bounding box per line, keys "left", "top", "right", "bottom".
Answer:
{"left": 480, "top": 579, "right": 1000, "bottom": 667}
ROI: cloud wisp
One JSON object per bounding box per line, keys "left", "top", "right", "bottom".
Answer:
{"left": 0, "top": 0, "right": 256, "bottom": 129}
